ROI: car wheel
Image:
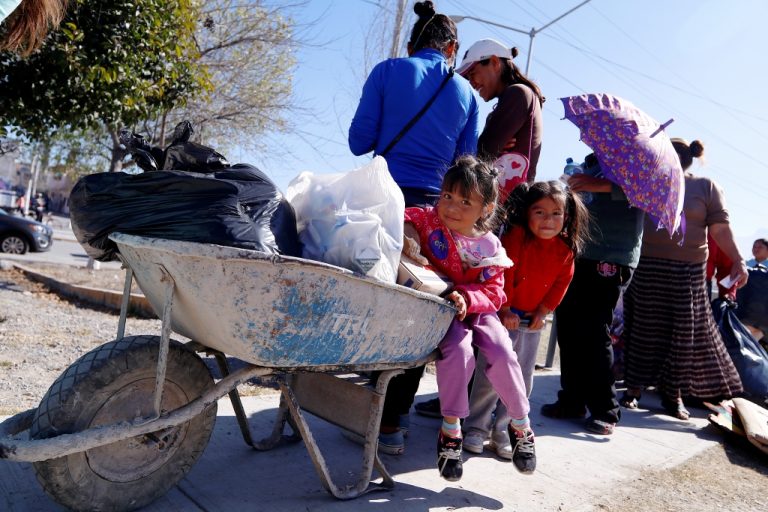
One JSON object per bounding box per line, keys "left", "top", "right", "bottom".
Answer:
{"left": 0, "top": 234, "right": 29, "bottom": 254}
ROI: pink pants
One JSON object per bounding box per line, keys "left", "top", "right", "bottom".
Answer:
{"left": 436, "top": 313, "right": 530, "bottom": 420}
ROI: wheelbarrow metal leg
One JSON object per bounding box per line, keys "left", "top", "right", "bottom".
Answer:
{"left": 212, "top": 352, "right": 256, "bottom": 447}
{"left": 279, "top": 369, "right": 403, "bottom": 499}
{"left": 1, "top": 364, "right": 274, "bottom": 462}
{"left": 252, "top": 382, "right": 302, "bottom": 450}
{"left": 116, "top": 266, "right": 133, "bottom": 340}
{"left": 138, "top": 266, "right": 173, "bottom": 425}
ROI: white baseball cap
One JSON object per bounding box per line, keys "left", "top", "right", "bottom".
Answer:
{"left": 455, "top": 38, "right": 513, "bottom": 76}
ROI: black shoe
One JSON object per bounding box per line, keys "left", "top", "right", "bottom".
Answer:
{"left": 508, "top": 426, "right": 537, "bottom": 474}
{"left": 540, "top": 401, "right": 587, "bottom": 419}
{"left": 585, "top": 416, "right": 615, "bottom": 435}
{"left": 436, "top": 431, "right": 463, "bottom": 482}
{"left": 415, "top": 397, "right": 442, "bottom": 418}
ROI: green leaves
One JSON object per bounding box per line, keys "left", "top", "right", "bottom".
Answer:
{"left": 0, "top": 0, "right": 208, "bottom": 143}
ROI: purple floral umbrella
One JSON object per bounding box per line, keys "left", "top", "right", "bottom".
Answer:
{"left": 561, "top": 93, "right": 684, "bottom": 236}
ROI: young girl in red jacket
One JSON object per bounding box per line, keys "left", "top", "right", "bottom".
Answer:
{"left": 402, "top": 155, "right": 535, "bottom": 481}
{"left": 462, "top": 181, "right": 589, "bottom": 460}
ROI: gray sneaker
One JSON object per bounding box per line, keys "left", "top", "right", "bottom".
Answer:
{"left": 341, "top": 428, "right": 405, "bottom": 455}
{"left": 462, "top": 431, "right": 486, "bottom": 454}
{"left": 489, "top": 429, "right": 512, "bottom": 460}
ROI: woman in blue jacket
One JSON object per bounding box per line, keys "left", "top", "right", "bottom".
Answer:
{"left": 347, "top": 1, "right": 479, "bottom": 455}
{"left": 349, "top": 1, "right": 479, "bottom": 207}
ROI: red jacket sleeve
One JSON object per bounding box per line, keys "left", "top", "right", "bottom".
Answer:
{"left": 541, "top": 255, "right": 575, "bottom": 312}
{"left": 454, "top": 268, "right": 507, "bottom": 314}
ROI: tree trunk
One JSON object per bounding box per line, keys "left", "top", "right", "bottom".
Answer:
{"left": 108, "top": 128, "right": 127, "bottom": 173}
{"left": 159, "top": 110, "right": 168, "bottom": 148}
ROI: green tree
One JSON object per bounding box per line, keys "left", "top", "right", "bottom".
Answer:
{"left": 138, "top": 0, "right": 298, "bottom": 158}
{"left": 0, "top": 0, "right": 209, "bottom": 172}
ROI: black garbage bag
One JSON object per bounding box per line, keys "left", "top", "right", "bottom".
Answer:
{"left": 711, "top": 298, "right": 768, "bottom": 400}
{"left": 735, "top": 265, "right": 768, "bottom": 335}
{"left": 119, "top": 130, "right": 165, "bottom": 172}
{"left": 69, "top": 163, "right": 302, "bottom": 261}
{"left": 162, "top": 120, "right": 229, "bottom": 173}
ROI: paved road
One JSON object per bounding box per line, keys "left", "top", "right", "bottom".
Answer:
{"left": 1, "top": 371, "right": 721, "bottom": 512}
{"left": 0, "top": 225, "right": 121, "bottom": 269}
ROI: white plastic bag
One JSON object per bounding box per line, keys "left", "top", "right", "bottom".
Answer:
{"left": 286, "top": 156, "right": 404, "bottom": 282}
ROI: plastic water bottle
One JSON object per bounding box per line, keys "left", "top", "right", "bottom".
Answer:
{"left": 563, "top": 157, "right": 581, "bottom": 175}
{"left": 563, "top": 157, "right": 592, "bottom": 204}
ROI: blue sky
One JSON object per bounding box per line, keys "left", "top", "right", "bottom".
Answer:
{"left": 234, "top": 0, "right": 768, "bottom": 258}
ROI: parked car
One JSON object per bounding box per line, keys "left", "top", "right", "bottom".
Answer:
{"left": 0, "top": 208, "right": 53, "bottom": 254}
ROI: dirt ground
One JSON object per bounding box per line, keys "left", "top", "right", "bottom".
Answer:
{"left": 2, "top": 261, "right": 767, "bottom": 511}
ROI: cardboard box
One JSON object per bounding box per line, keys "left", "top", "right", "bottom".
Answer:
{"left": 397, "top": 256, "right": 453, "bottom": 296}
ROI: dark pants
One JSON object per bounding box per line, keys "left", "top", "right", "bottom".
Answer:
{"left": 380, "top": 366, "right": 425, "bottom": 428}
{"left": 378, "top": 188, "right": 436, "bottom": 429}
{"left": 555, "top": 259, "right": 633, "bottom": 423}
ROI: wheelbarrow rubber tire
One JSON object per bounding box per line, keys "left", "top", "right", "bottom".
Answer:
{"left": 29, "top": 335, "right": 217, "bottom": 512}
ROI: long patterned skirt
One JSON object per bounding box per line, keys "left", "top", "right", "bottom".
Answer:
{"left": 623, "top": 256, "right": 742, "bottom": 400}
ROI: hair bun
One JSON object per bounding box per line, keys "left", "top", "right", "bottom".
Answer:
{"left": 689, "top": 139, "right": 704, "bottom": 158}
{"left": 414, "top": 1, "right": 436, "bottom": 18}
{"left": 510, "top": 47, "right": 519, "bottom": 59}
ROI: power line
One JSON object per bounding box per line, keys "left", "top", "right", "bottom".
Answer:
{"left": 446, "top": 0, "right": 766, "bottom": 200}
{"left": 706, "top": 163, "right": 768, "bottom": 202}
{"left": 585, "top": 3, "right": 768, "bottom": 129}
{"left": 539, "top": 36, "right": 768, "bottom": 124}
{"left": 495, "top": 2, "right": 768, "bottom": 176}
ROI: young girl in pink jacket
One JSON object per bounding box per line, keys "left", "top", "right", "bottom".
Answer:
{"left": 402, "top": 155, "right": 535, "bottom": 481}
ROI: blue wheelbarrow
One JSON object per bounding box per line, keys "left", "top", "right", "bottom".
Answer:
{"left": 0, "top": 233, "right": 454, "bottom": 510}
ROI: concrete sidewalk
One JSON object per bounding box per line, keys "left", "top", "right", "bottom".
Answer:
{"left": 1, "top": 370, "right": 720, "bottom": 512}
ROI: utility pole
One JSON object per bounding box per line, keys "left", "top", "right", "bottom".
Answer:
{"left": 22, "top": 153, "right": 39, "bottom": 217}
{"left": 389, "top": 0, "right": 408, "bottom": 58}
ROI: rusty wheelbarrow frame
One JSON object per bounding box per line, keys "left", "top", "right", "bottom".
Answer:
{"left": 1, "top": 233, "right": 454, "bottom": 508}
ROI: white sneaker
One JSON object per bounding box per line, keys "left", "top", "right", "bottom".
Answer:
{"left": 462, "top": 431, "right": 486, "bottom": 454}
{"left": 489, "top": 429, "right": 513, "bottom": 460}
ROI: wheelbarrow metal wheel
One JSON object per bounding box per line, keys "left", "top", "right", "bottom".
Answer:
{"left": 30, "top": 335, "right": 217, "bottom": 512}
